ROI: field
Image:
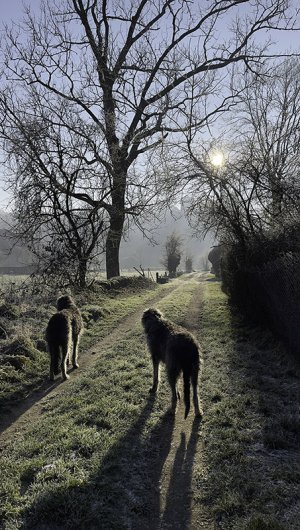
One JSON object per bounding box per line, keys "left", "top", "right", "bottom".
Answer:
{"left": 0, "top": 273, "right": 299, "bottom": 529}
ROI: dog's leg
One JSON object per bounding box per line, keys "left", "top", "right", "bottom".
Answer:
{"left": 72, "top": 333, "right": 80, "bottom": 369}
{"left": 191, "top": 365, "right": 202, "bottom": 418}
{"left": 61, "top": 341, "right": 70, "bottom": 381}
{"left": 49, "top": 350, "right": 55, "bottom": 381}
{"left": 183, "top": 369, "right": 191, "bottom": 419}
{"left": 168, "top": 368, "right": 179, "bottom": 413}
{"left": 150, "top": 357, "right": 159, "bottom": 393}
{"left": 48, "top": 344, "right": 59, "bottom": 381}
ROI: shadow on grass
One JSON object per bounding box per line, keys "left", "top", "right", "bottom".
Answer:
{"left": 195, "top": 284, "right": 300, "bottom": 528}
{"left": 20, "top": 396, "right": 178, "bottom": 529}
{"left": 0, "top": 378, "right": 61, "bottom": 436}
{"left": 211, "top": 308, "right": 300, "bottom": 527}
{"left": 230, "top": 311, "right": 300, "bottom": 452}
{"left": 160, "top": 417, "right": 202, "bottom": 530}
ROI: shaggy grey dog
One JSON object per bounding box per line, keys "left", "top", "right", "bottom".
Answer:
{"left": 46, "top": 295, "right": 83, "bottom": 381}
{"left": 142, "top": 307, "right": 202, "bottom": 418}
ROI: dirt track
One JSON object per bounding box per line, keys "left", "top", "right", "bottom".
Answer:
{"left": 145, "top": 279, "right": 213, "bottom": 530}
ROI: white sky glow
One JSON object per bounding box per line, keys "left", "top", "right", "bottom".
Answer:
{"left": 210, "top": 151, "right": 225, "bottom": 168}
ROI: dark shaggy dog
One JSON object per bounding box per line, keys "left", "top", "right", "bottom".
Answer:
{"left": 142, "top": 308, "right": 202, "bottom": 418}
{"left": 46, "top": 295, "right": 83, "bottom": 381}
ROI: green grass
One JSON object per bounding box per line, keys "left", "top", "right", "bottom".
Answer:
{"left": 0, "top": 277, "right": 198, "bottom": 529}
{"left": 196, "top": 281, "right": 300, "bottom": 529}
{"left": 0, "top": 275, "right": 299, "bottom": 529}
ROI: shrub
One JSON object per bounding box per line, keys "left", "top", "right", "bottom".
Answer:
{"left": 2, "top": 336, "right": 42, "bottom": 361}
{"left": 0, "top": 303, "right": 20, "bottom": 320}
{"left": 221, "top": 226, "right": 300, "bottom": 357}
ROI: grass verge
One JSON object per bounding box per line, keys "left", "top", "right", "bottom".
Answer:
{"left": 196, "top": 281, "right": 300, "bottom": 529}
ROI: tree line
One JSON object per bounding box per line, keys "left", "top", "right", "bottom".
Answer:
{"left": 0, "top": 0, "right": 299, "bottom": 287}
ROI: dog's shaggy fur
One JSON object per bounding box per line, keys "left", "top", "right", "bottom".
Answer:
{"left": 46, "top": 295, "right": 83, "bottom": 381}
{"left": 142, "top": 307, "right": 202, "bottom": 418}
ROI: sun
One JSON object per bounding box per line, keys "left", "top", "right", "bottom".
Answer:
{"left": 210, "top": 151, "right": 225, "bottom": 168}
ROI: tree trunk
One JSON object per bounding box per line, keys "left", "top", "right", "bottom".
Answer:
{"left": 78, "top": 257, "right": 88, "bottom": 288}
{"left": 106, "top": 225, "right": 123, "bottom": 280}
{"left": 105, "top": 174, "right": 126, "bottom": 278}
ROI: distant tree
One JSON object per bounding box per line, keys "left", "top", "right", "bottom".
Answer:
{"left": 200, "top": 254, "right": 210, "bottom": 272}
{"left": 162, "top": 233, "right": 183, "bottom": 277}
{"left": 185, "top": 255, "right": 193, "bottom": 273}
{"left": 208, "top": 246, "right": 223, "bottom": 278}
{"left": 1, "top": 0, "right": 297, "bottom": 278}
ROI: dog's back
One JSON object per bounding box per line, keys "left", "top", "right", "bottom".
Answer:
{"left": 146, "top": 313, "right": 199, "bottom": 366}
{"left": 142, "top": 307, "right": 202, "bottom": 418}
{"left": 46, "top": 311, "right": 71, "bottom": 376}
{"left": 56, "top": 296, "right": 83, "bottom": 338}
{"left": 46, "top": 295, "right": 83, "bottom": 380}
{"left": 166, "top": 328, "right": 200, "bottom": 370}
{"left": 46, "top": 310, "right": 71, "bottom": 347}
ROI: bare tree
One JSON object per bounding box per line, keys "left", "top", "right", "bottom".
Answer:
{"left": 237, "top": 58, "right": 300, "bottom": 221}
{"left": 184, "top": 58, "right": 300, "bottom": 247}
{"left": 1, "top": 1, "right": 299, "bottom": 277}
{"left": 0, "top": 109, "right": 107, "bottom": 288}
{"left": 161, "top": 232, "right": 183, "bottom": 277}
{"left": 22, "top": 200, "right": 106, "bottom": 289}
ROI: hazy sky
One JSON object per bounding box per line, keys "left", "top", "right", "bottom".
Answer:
{"left": 0, "top": 0, "right": 299, "bottom": 209}
{"left": 1, "top": 0, "right": 41, "bottom": 24}
{"left": 0, "top": 1, "right": 43, "bottom": 209}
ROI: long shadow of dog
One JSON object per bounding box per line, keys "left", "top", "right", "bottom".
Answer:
{"left": 159, "top": 417, "right": 201, "bottom": 530}
{"left": 0, "top": 378, "right": 61, "bottom": 436}
{"left": 20, "top": 394, "right": 202, "bottom": 530}
{"left": 20, "top": 396, "right": 176, "bottom": 529}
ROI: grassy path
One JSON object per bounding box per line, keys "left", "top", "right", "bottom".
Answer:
{"left": 0, "top": 274, "right": 204, "bottom": 529}
{"left": 0, "top": 276, "right": 185, "bottom": 438}
{"left": 0, "top": 275, "right": 299, "bottom": 529}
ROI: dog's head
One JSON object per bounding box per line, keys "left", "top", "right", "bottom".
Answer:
{"left": 57, "top": 295, "right": 74, "bottom": 311}
{"left": 142, "top": 307, "right": 163, "bottom": 331}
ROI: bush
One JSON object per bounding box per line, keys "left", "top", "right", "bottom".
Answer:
{"left": 246, "top": 517, "right": 286, "bottom": 530}
{"left": 0, "top": 303, "right": 20, "bottom": 320}
{"left": 208, "top": 245, "right": 223, "bottom": 278}
{"left": 2, "top": 336, "right": 42, "bottom": 361}
{"left": 0, "top": 354, "right": 30, "bottom": 370}
{"left": 221, "top": 227, "right": 300, "bottom": 357}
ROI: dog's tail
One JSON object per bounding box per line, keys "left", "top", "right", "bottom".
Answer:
{"left": 183, "top": 368, "right": 191, "bottom": 419}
